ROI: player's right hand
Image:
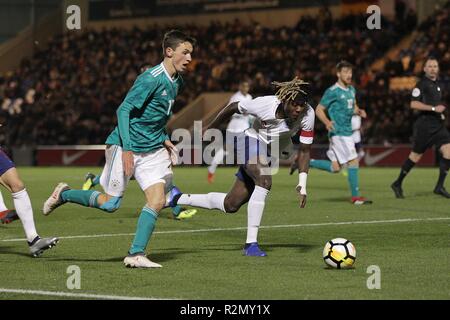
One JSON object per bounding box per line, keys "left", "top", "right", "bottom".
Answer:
{"left": 435, "top": 105, "right": 446, "bottom": 113}
{"left": 122, "top": 151, "right": 134, "bottom": 177}
{"left": 326, "top": 121, "right": 335, "bottom": 132}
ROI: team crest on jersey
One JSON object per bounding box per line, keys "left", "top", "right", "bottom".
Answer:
{"left": 162, "top": 90, "right": 167, "bottom": 96}
{"left": 412, "top": 88, "right": 420, "bottom": 97}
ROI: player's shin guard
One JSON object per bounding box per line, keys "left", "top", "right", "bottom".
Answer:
{"left": 177, "top": 193, "right": 226, "bottom": 212}
{"left": 61, "top": 189, "right": 102, "bottom": 209}
{"left": 246, "top": 186, "right": 269, "bottom": 244}
{"left": 436, "top": 158, "right": 450, "bottom": 189}
{"left": 12, "top": 189, "right": 38, "bottom": 242}
{"left": 129, "top": 206, "right": 157, "bottom": 255}
{"left": 347, "top": 166, "right": 360, "bottom": 197}
{"left": 310, "top": 159, "right": 334, "bottom": 173}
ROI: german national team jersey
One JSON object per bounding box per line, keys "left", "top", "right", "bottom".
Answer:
{"left": 106, "top": 63, "right": 183, "bottom": 153}
{"left": 237, "top": 95, "right": 315, "bottom": 154}
{"left": 320, "top": 83, "right": 356, "bottom": 137}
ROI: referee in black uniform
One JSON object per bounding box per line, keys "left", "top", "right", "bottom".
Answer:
{"left": 391, "top": 57, "right": 450, "bottom": 198}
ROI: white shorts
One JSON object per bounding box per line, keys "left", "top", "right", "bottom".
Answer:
{"left": 352, "top": 130, "right": 361, "bottom": 144}
{"left": 100, "top": 145, "right": 173, "bottom": 197}
{"left": 326, "top": 136, "right": 358, "bottom": 165}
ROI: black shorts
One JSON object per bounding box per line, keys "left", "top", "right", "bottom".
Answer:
{"left": 412, "top": 117, "right": 450, "bottom": 154}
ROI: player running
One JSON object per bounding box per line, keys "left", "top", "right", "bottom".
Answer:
{"left": 168, "top": 77, "right": 315, "bottom": 256}
{"left": 43, "top": 30, "right": 196, "bottom": 268}
{"left": 309, "top": 61, "right": 372, "bottom": 205}
{"left": 0, "top": 147, "right": 58, "bottom": 256}
{"left": 207, "top": 80, "right": 253, "bottom": 183}
{"left": 81, "top": 172, "right": 196, "bottom": 219}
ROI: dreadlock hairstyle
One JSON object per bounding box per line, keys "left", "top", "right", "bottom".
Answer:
{"left": 271, "top": 77, "right": 309, "bottom": 104}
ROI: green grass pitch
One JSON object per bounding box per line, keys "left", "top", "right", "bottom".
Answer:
{"left": 0, "top": 167, "right": 448, "bottom": 300}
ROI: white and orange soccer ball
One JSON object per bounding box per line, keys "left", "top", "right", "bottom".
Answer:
{"left": 323, "top": 238, "right": 356, "bottom": 269}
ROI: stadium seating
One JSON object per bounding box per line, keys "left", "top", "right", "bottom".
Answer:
{"left": 2, "top": 4, "right": 449, "bottom": 148}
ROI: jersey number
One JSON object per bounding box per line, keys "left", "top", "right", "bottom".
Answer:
{"left": 347, "top": 99, "right": 354, "bottom": 109}
{"left": 167, "top": 100, "right": 174, "bottom": 115}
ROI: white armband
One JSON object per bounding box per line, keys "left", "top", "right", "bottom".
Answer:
{"left": 296, "top": 172, "right": 308, "bottom": 195}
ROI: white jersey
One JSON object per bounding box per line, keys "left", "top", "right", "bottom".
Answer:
{"left": 351, "top": 115, "right": 361, "bottom": 131}
{"left": 238, "top": 95, "right": 315, "bottom": 154}
{"left": 227, "top": 91, "right": 253, "bottom": 132}
{"left": 351, "top": 115, "right": 362, "bottom": 144}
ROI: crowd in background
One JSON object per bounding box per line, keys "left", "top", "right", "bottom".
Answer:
{"left": 1, "top": 3, "right": 448, "bottom": 148}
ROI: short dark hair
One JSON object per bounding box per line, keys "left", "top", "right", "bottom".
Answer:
{"left": 336, "top": 60, "right": 354, "bottom": 72}
{"left": 162, "top": 30, "right": 196, "bottom": 54}
{"left": 424, "top": 56, "right": 438, "bottom": 64}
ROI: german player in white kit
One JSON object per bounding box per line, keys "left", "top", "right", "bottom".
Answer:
{"left": 168, "top": 77, "right": 315, "bottom": 256}
{"left": 207, "top": 80, "right": 253, "bottom": 183}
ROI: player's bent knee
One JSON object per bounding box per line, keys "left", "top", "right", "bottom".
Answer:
{"left": 224, "top": 205, "right": 239, "bottom": 214}
{"left": 331, "top": 165, "right": 341, "bottom": 173}
{"left": 440, "top": 144, "right": 450, "bottom": 159}
{"left": 256, "top": 176, "right": 272, "bottom": 190}
{"left": 146, "top": 200, "right": 165, "bottom": 213}
{"left": 223, "top": 197, "right": 241, "bottom": 214}
{"left": 99, "top": 196, "right": 122, "bottom": 213}
{"left": 409, "top": 152, "right": 422, "bottom": 163}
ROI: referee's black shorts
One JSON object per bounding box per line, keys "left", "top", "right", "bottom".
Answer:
{"left": 412, "top": 116, "right": 450, "bottom": 154}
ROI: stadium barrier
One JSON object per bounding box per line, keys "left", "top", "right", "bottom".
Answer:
{"left": 34, "top": 144, "right": 436, "bottom": 167}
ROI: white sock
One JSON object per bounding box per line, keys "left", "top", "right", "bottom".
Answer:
{"left": 0, "top": 190, "right": 8, "bottom": 211}
{"left": 12, "top": 189, "right": 38, "bottom": 242}
{"left": 208, "top": 148, "right": 225, "bottom": 174}
{"left": 178, "top": 193, "right": 226, "bottom": 212}
{"left": 246, "top": 186, "right": 269, "bottom": 244}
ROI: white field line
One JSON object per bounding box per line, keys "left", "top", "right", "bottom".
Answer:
{"left": 1, "top": 217, "right": 448, "bottom": 243}
{"left": 0, "top": 288, "right": 175, "bottom": 300}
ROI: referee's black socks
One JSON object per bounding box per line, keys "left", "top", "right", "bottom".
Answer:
{"left": 395, "top": 158, "right": 416, "bottom": 185}
{"left": 436, "top": 158, "right": 450, "bottom": 189}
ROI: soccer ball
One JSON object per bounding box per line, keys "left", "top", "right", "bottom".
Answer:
{"left": 323, "top": 238, "right": 356, "bottom": 269}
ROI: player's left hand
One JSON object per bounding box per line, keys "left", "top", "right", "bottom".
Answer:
{"left": 358, "top": 109, "right": 367, "bottom": 118}
{"left": 164, "top": 140, "right": 179, "bottom": 165}
{"left": 296, "top": 185, "right": 307, "bottom": 208}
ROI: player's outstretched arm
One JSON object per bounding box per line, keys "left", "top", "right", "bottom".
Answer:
{"left": 295, "top": 143, "right": 311, "bottom": 208}
{"left": 204, "top": 102, "right": 239, "bottom": 132}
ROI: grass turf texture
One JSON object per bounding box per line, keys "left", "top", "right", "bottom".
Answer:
{"left": 0, "top": 167, "right": 448, "bottom": 300}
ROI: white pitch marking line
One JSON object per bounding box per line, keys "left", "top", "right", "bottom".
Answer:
{"left": 0, "top": 288, "right": 176, "bottom": 300}
{"left": 1, "top": 217, "right": 448, "bottom": 243}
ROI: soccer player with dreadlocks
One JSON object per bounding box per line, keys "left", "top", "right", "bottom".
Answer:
{"left": 167, "top": 77, "right": 315, "bottom": 256}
